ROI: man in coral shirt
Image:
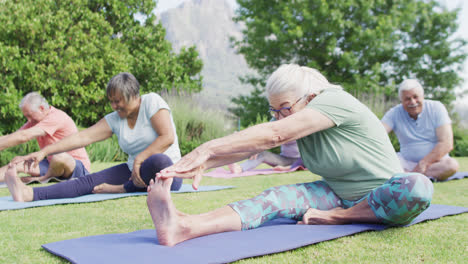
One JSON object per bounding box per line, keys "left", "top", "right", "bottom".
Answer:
{"left": 0, "top": 92, "right": 91, "bottom": 184}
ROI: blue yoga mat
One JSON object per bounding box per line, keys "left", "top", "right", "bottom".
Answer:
{"left": 42, "top": 204, "right": 467, "bottom": 264}
{"left": 0, "top": 184, "right": 233, "bottom": 211}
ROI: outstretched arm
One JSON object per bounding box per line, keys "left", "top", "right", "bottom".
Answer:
{"left": 0, "top": 127, "right": 45, "bottom": 151}
{"left": 11, "top": 118, "right": 112, "bottom": 168}
{"left": 412, "top": 124, "right": 454, "bottom": 174}
{"left": 158, "top": 108, "right": 334, "bottom": 189}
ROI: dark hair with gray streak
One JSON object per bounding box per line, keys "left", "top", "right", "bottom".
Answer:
{"left": 106, "top": 72, "right": 140, "bottom": 102}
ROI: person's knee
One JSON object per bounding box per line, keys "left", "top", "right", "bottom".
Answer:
{"left": 49, "top": 154, "right": 75, "bottom": 168}
{"left": 371, "top": 173, "right": 433, "bottom": 225}
{"left": 404, "top": 173, "right": 433, "bottom": 202}
{"left": 446, "top": 158, "right": 459, "bottom": 175}
{"left": 434, "top": 157, "right": 459, "bottom": 181}
{"left": 140, "top": 154, "right": 174, "bottom": 185}
{"left": 145, "top": 154, "right": 173, "bottom": 170}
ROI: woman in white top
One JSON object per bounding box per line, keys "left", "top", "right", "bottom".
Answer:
{"left": 5, "top": 73, "right": 182, "bottom": 202}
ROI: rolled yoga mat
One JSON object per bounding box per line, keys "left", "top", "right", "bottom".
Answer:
{"left": 42, "top": 204, "right": 467, "bottom": 264}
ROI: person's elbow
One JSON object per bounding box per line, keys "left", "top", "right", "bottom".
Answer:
{"left": 446, "top": 140, "right": 454, "bottom": 152}
{"left": 381, "top": 122, "right": 392, "bottom": 133}
{"left": 161, "top": 132, "right": 175, "bottom": 149}
{"left": 439, "top": 139, "right": 454, "bottom": 153}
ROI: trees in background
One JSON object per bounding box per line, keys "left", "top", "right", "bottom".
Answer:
{"left": 0, "top": 0, "right": 203, "bottom": 134}
{"left": 230, "top": 0, "right": 467, "bottom": 127}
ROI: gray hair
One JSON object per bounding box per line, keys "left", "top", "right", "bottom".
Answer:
{"left": 106, "top": 72, "right": 140, "bottom": 102}
{"left": 398, "top": 79, "right": 424, "bottom": 99}
{"left": 265, "top": 64, "right": 342, "bottom": 98}
{"left": 19, "top": 92, "right": 49, "bottom": 111}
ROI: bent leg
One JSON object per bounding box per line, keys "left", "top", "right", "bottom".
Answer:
{"left": 123, "top": 153, "right": 182, "bottom": 193}
{"left": 300, "top": 173, "right": 433, "bottom": 226}
{"left": 368, "top": 172, "right": 433, "bottom": 225}
{"left": 33, "top": 164, "right": 131, "bottom": 200}
{"left": 38, "top": 153, "right": 76, "bottom": 182}
{"left": 240, "top": 151, "right": 296, "bottom": 171}
{"left": 229, "top": 181, "right": 342, "bottom": 230}
{"left": 425, "top": 157, "right": 459, "bottom": 181}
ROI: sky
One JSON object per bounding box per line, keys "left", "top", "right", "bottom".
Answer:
{"left": 155, "top": 0, "right": 468, "bottom": 104}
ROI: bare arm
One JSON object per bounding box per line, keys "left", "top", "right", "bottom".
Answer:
{"left": 413, "top": 124, "right": 454, "bottom": 173}
{"left": 41, "top": 118, "right": 112, "bottom": 156}
{"left": 204, "top": 151, "right": 259, "bottom": 169}
{"left": 203, "top": 108, "right": 334, "bottom": 159}
{"left": 0, "top": 127, "right": 45, "bottom": 151}
{"left": 12, "top": 118, "right": 112, "bottom": 167}
{"left": 130, "top": 109, "right": 177, "bottom": 187}
{"left": 381, "top": 122, "right": 392, "bottom": 133}
{"left": 158, "top": 108, "right": 334, "bottom": 189}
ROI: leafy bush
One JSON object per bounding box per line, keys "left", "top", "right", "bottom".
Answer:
{"left": 229, "top": 87, "right": 269, "bottom": 128}
{"left": 451, "top": 126, "right": 468, "bottom": 157}
{"left": 0, "top": 0, "right": 202, "bottom": 134}
{"left": 85, "top": 135, "right": 127, "bottom": 163}
{"left": 164, "top": 93, "right": 235, "bottom": 156}
{"left": 0, "top": 140, "right": 39, "bottom": 167}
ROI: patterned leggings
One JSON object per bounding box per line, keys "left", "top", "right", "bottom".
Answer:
{"left": 229, "top": 173, "right": 433, "bottom": 230}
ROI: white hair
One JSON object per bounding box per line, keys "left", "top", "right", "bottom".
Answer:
{"left": 398, "top": 79, "right": 424, "bottom": 99}
{"left": 265, "top": 64, "right": 342, "bottom": 98}
{"left": 19, "top": 92, "right": 49, "bottom": 111}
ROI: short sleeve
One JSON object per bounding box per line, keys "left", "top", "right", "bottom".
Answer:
{"left": 306, "top": 89, "right": 358, "bottom": 127}
{"left": 104, "top": 112, "right": 119, "bottom": 135}
{"left": 381, "top": 106, "right": 397, "bottom": 130}
{"left": 433, "top": 101, "right": 451, "bottom": 128}
{"left": 34, "top": 113, "right": 60, "bottom": 136}
{"left": 145, "top": 93, "right": 171, "bottom": 119}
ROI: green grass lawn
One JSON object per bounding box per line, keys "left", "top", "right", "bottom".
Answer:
{"left": 0, "top": 158, "right": 467, "bottom": 263}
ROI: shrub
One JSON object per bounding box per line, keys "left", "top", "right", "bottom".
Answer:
{"left": 0, "top": 0, "right": 202, "bottom": 134}
{"left": 451, "top": 126, "right": 468, "bottom": 157}
{"left": 85, "top": 135, "right": 127, "bottom": 163}
{"left": 164, "top": 93, "right": 235, "bottom": 156}
{"left": 0, "top": 139, "right": 39, "bottom": 167}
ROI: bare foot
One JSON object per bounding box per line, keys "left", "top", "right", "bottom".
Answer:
{"left": 147, "top": 178, "right": 191, "bottom": 246}
{"left": 5, "top": 164, "right": 34, "bottom": 202}
{"left": 297, "top": 207, "right": 346, "bottom": 225}
{"left": 93, "top": 183, "right": 125, "bottom": 194}
{"left": 228, "top": 163, "right": 242, "bottom": 174}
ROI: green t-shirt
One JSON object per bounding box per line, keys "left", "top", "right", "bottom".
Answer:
{"left": 297, "top": 88, "right": 402, "bottom": 200}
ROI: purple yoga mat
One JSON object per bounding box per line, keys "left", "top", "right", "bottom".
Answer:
{"left": 42, "top": 204, "right": 467, "bottom": 264}
{"left": 203, "top": 166, "right": 306, "bottom": 178}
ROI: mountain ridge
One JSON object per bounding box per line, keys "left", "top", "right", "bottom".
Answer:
{"left": 158, "top": 0, "right": 253, "bottom": 108}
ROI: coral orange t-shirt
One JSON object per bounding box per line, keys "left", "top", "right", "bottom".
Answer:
{"left": 20, "top": 106, "right": 91, "bottom": 172}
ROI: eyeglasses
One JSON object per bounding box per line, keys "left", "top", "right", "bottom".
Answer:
{"left": 269, "top": 96, "right": 306, "bottom": 118}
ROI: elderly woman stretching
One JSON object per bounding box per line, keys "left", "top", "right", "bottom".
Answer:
{"left": 5, "top": 72, "right": 182, "bottom": 201}
{"left": 148, "top": 64, "right": 433, "bottom": 246}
